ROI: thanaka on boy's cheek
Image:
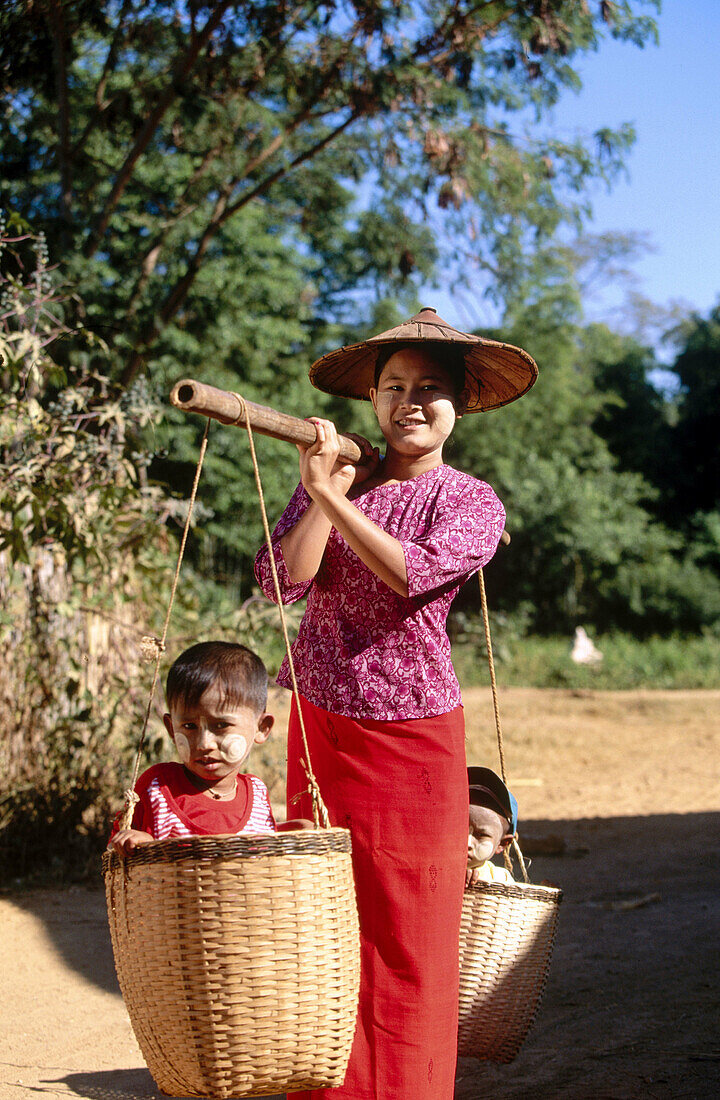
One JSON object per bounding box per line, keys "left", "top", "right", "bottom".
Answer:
{"left": 218, "top": 732, "right": 249, "bottom": 763}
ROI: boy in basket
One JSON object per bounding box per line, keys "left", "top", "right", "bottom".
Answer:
{"left": 109, "top": 641, "right": 309, "bottom": 854}
{"left": 466, "top": 766, "right": 518, "bottom": 886}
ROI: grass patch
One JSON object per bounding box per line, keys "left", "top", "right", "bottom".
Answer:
{"left": 453, "top": 632, "right": 720, "bottom": 690}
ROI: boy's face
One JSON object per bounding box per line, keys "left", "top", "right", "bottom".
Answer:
{"left": 163, "top": 680, "right": 273, "bottom": 786}
{"left": 468, "top": 804, "right": 511, "bottom": 866}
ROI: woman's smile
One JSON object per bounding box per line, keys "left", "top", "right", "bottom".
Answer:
{"left": 395, "top": 415, "right": 426, "bottom": 429}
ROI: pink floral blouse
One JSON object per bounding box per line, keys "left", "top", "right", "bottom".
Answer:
{"left": 254, "top": 464, "right": 505, "bottom": 721}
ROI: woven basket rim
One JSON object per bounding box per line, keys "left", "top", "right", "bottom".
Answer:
{"left": 102, "top": 825, "right": 353, "bottom": 873}
{"left": 464, "top": 880, "right": 563, "bottom": 904}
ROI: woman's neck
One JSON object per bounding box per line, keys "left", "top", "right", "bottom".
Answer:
{"left": 378, "top": 447, "right": 444, "bottom": 483}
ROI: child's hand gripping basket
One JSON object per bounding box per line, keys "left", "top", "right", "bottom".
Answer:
{"left": 103, "top": 828, "right": 360, "bottom": 1098}
{"left": 458, "top": 878, "right": 562, "bottom": 1062}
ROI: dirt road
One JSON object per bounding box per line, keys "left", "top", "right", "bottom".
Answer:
{"left": 2, "top": 688, "right": 718, "bottom": 1100}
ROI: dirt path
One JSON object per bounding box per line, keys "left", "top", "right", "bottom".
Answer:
{"left": 2, "top": 688, "right": 719, "bottom": 1100}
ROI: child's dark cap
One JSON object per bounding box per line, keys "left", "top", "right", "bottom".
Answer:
{"left": 467, "top": 766, "right": 518, "bottom": 835}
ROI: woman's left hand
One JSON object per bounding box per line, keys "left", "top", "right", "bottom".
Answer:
{"left": 344, "top": 432, "right": 381, "bottom": 486}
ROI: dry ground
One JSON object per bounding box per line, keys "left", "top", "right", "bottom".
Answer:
{"left": 1, "top": 688, "right": 719, "bottom": 1100}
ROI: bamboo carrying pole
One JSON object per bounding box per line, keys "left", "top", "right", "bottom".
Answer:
{"left": 170, "top": 378, "right": 510, "bottom": 544}
{"left": 170, "top": 378, "right": 363, "bottom": 463}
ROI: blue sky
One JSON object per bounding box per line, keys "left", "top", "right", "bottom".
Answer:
{"left": 430, "top": 0, "right": 720, "bottom": 348}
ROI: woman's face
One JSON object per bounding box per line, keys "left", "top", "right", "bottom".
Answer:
{"left": 369, "top": 347, "right": 462, "bottom": 458}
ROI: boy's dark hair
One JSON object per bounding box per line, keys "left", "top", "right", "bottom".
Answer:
{"left": 373, "top": 341, "right": 467, "bottom": 396}
{"left": 166, "top": 642, "right": 268, "bottom": 714}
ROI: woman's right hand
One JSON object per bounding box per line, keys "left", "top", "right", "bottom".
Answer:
{"left": 299, "top": 420, "right": 378, "bottom": 499}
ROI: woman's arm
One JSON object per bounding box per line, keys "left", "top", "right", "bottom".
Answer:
{"left": 254, "top": 482, "right": 317, "bottom": 603}
{"left": 290, "top": 419, "right": 409, "bottom": 596}
{"left": 306, "top": 487, "right": 409, "bottom": 596}
{"left": 279, "top": 499, "right": 334, "bottom": 583}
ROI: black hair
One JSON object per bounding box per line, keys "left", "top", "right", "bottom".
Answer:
{"left": 166, "top": 641, "right": 268, "bottom": 715}
{"left": 372, "top": 341, "right": 467, "bottom": 396}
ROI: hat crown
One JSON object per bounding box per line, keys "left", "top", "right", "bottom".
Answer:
{"left": 368, "top": 307, "right": 474, "bottom": 346}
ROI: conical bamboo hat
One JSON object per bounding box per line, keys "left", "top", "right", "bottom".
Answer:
{"left": 308, "top": 307, "right": 538, "bottom": 412}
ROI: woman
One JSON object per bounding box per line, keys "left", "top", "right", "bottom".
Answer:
{"left": 255, "top": 308, "right": 537, "bottom": 1099}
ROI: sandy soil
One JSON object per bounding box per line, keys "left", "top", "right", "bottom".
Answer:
{"left": 2, "top": 687, "right": 719, "bottom": 1100}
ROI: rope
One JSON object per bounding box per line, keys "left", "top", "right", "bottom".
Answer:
{"left": 118, "top": 418, "right": 212, "bottom": 832}
{"left": 478, "top": 567, "right": 529, "bottom": 883}
{"left": 232, "top": 393, "right": 330, "bottom": 829}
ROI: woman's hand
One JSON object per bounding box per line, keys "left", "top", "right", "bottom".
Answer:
{"left": 299, "top": 420, "right": 379, "bottom": 500}
{"left": 285, "top": 418, "right": 406, "bottom": 595}
{"left": 108, "top": 828, "right": 154, "bottom": 856}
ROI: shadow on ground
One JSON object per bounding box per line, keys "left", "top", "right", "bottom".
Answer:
{"left": 8, "top": 811, "right": 720, "bottom": 1100}
{"left": 51, "top": 1071, "right": 283, "bottom": 1100}
{"left": 456, "top": 811, "right": 720, "bottom": 1099}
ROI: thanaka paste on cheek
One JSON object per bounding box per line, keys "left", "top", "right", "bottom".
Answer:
{"left": 217, "top": 732, "right": 248, "bottom": 764}
{"left": 428, "top": 396, "right": 457, "bottom": 434}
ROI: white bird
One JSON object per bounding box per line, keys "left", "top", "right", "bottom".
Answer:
{"left": 571, "top": 626, "right": 603, "bottom": 665}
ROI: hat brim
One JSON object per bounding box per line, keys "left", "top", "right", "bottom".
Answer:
{"left": 308, "top": 312, "right": 538, "bottom": 412}
{"left": 468, "top": 766, "right": 518, "bottom": 833}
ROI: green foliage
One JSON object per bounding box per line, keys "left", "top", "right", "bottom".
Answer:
{"left": 665, "top": 305, "right": 720, "bottom": 520}
{"left": 0, "top": 0, "right": 659, "bottom": 384}
{"left": 0, "top": 224, "right": 171, "bottom": 880}
{"left": 581, "top": 322, "right": 669, "bottom": 491}
{"left": 0, "top": 220, "right": 167, "bottom": 575}
{"left": 0, "top": 0, "right": 668, "bottom": 594}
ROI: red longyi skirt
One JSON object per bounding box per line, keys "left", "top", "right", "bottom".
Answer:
{"left": 286, "top": 695, "right": 468, "bottom": 1100}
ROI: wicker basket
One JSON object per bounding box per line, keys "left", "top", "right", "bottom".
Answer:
{"left": 103, "top": 828, "right": 360, "bottom": 1098}
{"left": 458, "top": 879, "right": 562, "bottom": 1063}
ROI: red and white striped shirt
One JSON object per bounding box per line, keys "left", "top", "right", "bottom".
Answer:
{"left": 111, "top": 762, "right": 276, "bottom": 840}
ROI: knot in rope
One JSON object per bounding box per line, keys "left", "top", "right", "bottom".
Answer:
{"left": 139, "top": 635, "right": 165, "bottom": 662}
{"left": 118, "top": 788, "right": 141, "bottom": 833}
{"left": 301, "top": 760, "right": 331, "bottom": 829}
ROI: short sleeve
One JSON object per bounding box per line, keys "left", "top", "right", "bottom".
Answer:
{"left": 254, "top": 483, "right": 314, "bottom": 604}
{"left": 401, "top": 477, "right": 505, "bottom": 599}
{"left": 245, "top": 777, "right": 277, "bottom": 835}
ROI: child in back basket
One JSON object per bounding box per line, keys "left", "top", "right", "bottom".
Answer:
{"left": 466, "top": 766, "right": 518, "bottom": 886}
{"left": 109, "top": 641, "right": 307, "bottom": 855}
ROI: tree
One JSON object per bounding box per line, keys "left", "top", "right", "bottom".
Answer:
{"left": 665, "top": 304, "right": 720, "bottom": 521}
{"left": 1, "top": 0, "right": 659, "bottom": 387}
{"left": 581, "top": 322, "right": 669, "bottom": 497}
{"left": 445, "top": 290, "right": 720, "bottom": 635}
